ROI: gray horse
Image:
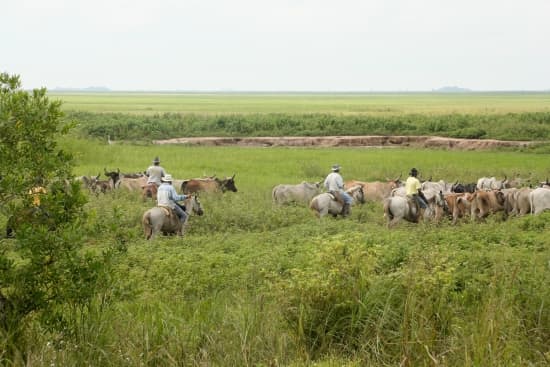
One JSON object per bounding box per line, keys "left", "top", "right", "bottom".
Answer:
{"left": 142, "top": 195, "right": 204, "bottom": 240}
{"left": 383, "top": 191, "right": 446, "bottom": 227}
{"left": 309, "top": 185, "right": 365, "bottom": 218}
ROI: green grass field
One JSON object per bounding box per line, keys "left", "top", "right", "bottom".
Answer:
{"left": 3, "top": 87, "right": 550, "bottom": 366}
{"left": 49, "top": 91, "right": 550, "bottom": 115}
{"left": 5, "top": 138, "right": 544, "bottom": 366}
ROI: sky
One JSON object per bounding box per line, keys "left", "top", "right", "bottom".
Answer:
{"left": 4, "top": 0, "right": 550, "bottom": 91}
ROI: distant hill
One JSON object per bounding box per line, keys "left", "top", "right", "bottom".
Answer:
{"left": 53, "top": 86, "right": 111, "bottom": 92}
{"left": 433, "top": 86, "right": 472, "bottom": 93}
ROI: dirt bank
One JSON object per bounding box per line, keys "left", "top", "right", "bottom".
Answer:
{"left": 153, "top": 136, "right": 534, "bottom": 150}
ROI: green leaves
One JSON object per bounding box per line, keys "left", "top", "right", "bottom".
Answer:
{"left": 0, "top": 73, "right": 111, "bottom": 356}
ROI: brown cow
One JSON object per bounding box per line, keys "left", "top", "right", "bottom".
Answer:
{"left": 345, "top": 176, "right": 402, "bottom": 202}
{"left": 181, "top": 175, "right": 237, "bottom": 194}
{"left": 118, "top": 176, "right": 147, "bottom": 191}
{"left": 441, "top": 192, "right": 473, "bottom": 224}
{"left": 467, "top": 190, "right": 506, "bottom": 220}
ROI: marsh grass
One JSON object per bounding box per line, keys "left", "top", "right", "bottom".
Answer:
{"left": 3, "top": 139, "right": 550, "bottom": 366}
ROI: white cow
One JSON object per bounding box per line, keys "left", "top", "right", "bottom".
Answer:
{"left": 529, "top": 188, "right": 550, "bottom": 215}
{"left": 476, "top": 176, "right": 509, "bottom": 190}
{"left": 272, "top": 181, "right": 322, "bottom": 205}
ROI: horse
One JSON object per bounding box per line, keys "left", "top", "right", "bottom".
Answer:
{"left": 142, "top": 195, "right": 204, "bottom": 240}
{"left": 309, "top": 185, "right": 365, "bottom": 218}
{"left": 383, "top": 191, "right": 447, "bottom": 228}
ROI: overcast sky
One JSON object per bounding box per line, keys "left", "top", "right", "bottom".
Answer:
{"left": 4, "top": 0, "right": 550, "bottom": 91}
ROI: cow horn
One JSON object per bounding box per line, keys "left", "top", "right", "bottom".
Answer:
{"left": 232, "top": 173, "right": 236, "bottom": 179}
{"left": 428, "top": 175, "right": 432, "bottom": 181}
{"left": 117, "top": 168, "right": 120, "bottom": 173}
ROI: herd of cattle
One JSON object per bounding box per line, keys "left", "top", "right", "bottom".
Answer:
{"left": 79, "top": 168, "right": 238, "bottom": 198}
{"left": 79, "top": 169, "right": 550, "bottom": 227}
{"left": 272, "top": 175, "right": 550, "bottom": 226}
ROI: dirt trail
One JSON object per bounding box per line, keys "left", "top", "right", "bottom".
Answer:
{"left": 153, "top": 135, "right": 534, "bottom": 150}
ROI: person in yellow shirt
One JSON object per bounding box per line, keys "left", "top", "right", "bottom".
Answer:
{"left": 405, "top": 168, "right": 428, "bottom": 210}
{"left": 29, "top": 177, "right": 47, "bottom": 207}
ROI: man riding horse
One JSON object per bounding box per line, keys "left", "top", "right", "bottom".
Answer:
{"left": 324, "top": 164, "right": 352, "bottom": 217}
{"left": 144, "top": 157, "right": 166, "bottom": 198}
{"left": 405, "top": 168, "right": 429, "bottom": 216}
{"left": 157, "top": 174, "right": 188, "bottom": 224}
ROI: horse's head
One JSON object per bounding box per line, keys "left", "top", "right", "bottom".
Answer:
{"left": 349, "top": 185, "right": 366, "bottom": 204}
{"left": 189, "top": 195, "right": 204, "bottom": 216}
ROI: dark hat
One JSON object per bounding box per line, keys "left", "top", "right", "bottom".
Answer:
{"left": 153, "top": 157, "right": 160, "bottom": 164}
{"left": 331, "top": 164, "right": 341, "bottom": 171}
{"left": 410, "top": 168, "right": 418, "bottom": 176}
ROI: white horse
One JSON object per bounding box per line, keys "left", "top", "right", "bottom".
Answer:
{"left": 383, "top": 191, "right": 446, "bottom": 228}
{"left": 309, "top": 185, "right": 365, "bottom": 218}
{"left": 142, "top": 195, "right": 204, "bottom": 240}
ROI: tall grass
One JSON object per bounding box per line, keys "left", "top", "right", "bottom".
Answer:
{"left": 3, "top": 139, "right": 550, "bottom": 366}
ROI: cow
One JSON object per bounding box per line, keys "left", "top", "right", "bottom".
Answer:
{"left": 104, "top": 168, "right": 121, "bottom": 187}
{"left": 538, "top": 178, "right": 550, "bottom": 189}
{"left": 439, "top": 192, "right": 474, "bottom": 224}
{"left": 476, "top": 176, "right": 509, "bottom": 190}
{"left": 513, "top": 187, "right": 533, "bottom": 216}
{"left": 181, "top": 174, "right": 237, "bottom": 194}
{"left": 118, "top": 176, "right": 147, "bottom": 191}
{"left": 529, "top": 187, "right": 550, "bottom": 215}
{"left": 272, "top": 181, "right": 322, "bottom": 205}
{"left": 345, "top": 176, "right": 402, "bottom": 202}
{"left": 451, "top": 182, "right": 477, "bottom": 193}
{"left": 82, "top": 174, "right": 114, "bottom": 194}
{"left": 422, "top": 180, "right": 453, "bottom": 194}
{"left": 467, "top": 190, "right": 506, "bottom": 220}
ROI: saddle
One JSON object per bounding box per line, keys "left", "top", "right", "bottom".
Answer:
{"left": 158, "top": 205, "right": 175, "bottom": 218}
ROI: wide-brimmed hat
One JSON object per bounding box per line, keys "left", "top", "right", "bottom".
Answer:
{"left": 331, "top": 164, "right": 341, "bottom": 171}
{"left": 161, "top": 174, "right": 173, "bottom": 182}
{"left": 153, "top": 157, "right": 160, "bottom": 164}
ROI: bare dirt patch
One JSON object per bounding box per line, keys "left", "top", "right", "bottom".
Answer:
{"left": 153, "top": 136, "right": 534, "bottom": 150}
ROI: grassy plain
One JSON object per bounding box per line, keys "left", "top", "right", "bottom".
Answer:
{"left": 6, "top": 138, "right": 546, "bottom": 366}
{"left": 50, "top": 91, "right": 550, "bottom": 115}
{"left": 3, "top": 90, "right": 550, "bottom": 365}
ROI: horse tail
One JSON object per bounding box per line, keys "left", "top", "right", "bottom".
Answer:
{"left": 309, "top": 197, "right": 320, "bottom": 217}
{"left": 142, "top": 211, "right": 153, "bottom": 240}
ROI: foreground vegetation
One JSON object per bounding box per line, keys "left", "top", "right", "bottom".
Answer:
{"left": 2, "top": 138, "right": 549, "bottom": 366}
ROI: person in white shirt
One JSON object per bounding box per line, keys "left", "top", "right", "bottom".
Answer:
{"left": 323, "top": 164, "right": 352, "bottom": 217}
{"left": 157, "top": 174, "right": 188, "bottom": 224}
{"left": 146, "top": 157, "right": 166, "bottom": 186}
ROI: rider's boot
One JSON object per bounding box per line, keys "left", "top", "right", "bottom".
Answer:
{"left": 341, "top": 203, "right": 351, "bottom": 217}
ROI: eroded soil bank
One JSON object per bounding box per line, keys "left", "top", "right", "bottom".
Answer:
{"left": 153, "top": 136, "right": 533, "bottom": 150}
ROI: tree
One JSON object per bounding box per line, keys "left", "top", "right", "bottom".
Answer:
{"left": 0, "top": 73, "right": 110, "bottom": 361}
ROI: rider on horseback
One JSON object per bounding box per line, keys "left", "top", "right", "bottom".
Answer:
{"left": 324, "top": 164, "right": 353, "bottom": 217}
{"left": 146, "top": 157, "right": 166, "bottom": 187}
{"left": 157, "top": 174, "right": 188, "bottom": 224}
{"left": 405, "top": 168, "right": 429, "bottom": 216}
